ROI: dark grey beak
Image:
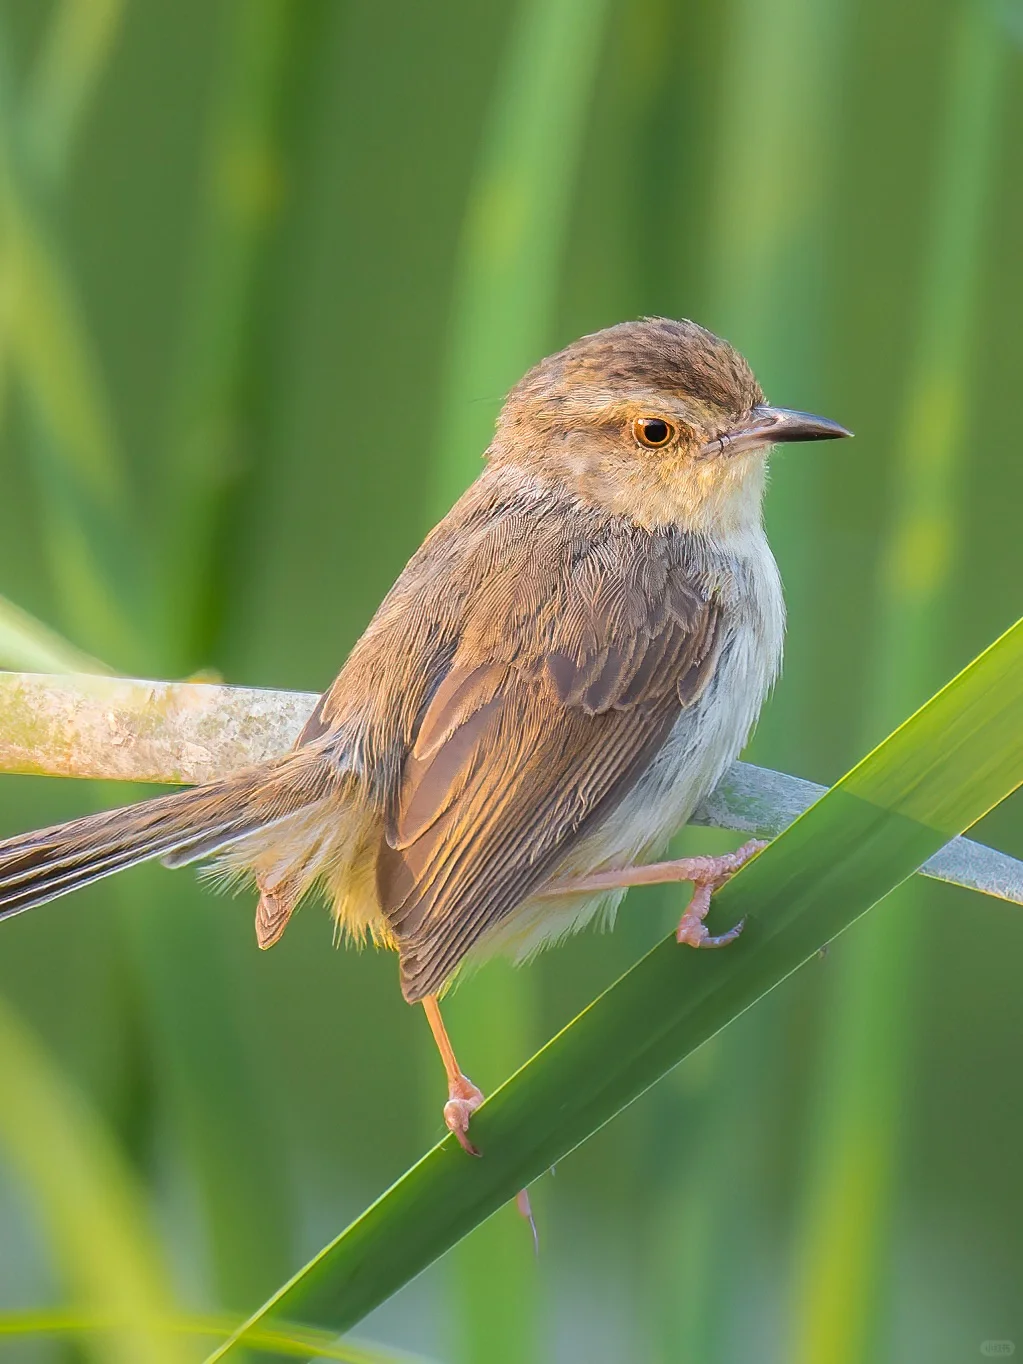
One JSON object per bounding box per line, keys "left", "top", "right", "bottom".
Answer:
{"left": 700, "top": 404, "right": 852, "bottom": 458}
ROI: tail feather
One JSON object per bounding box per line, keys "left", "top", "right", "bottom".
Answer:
{"left": 160, "top": 819, "right": 267, "bottom": 870}
{"left": 0, "top": 750, "right": 339, "bottom": 922}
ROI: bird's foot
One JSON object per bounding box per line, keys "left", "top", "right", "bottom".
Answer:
{"left": 675, "top": 838, "right": 766, "bottom": 947}
{"left": 443, "top": 1073, "right": 485, "bottom": 1156}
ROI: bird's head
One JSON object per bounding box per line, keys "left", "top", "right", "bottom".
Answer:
{"left": 489, "top": 317, "right": 850, "bottom": 535}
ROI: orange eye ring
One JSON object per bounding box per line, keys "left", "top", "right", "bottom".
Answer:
{"left": 632, "top": 416, "right": 676, "bottom": 449}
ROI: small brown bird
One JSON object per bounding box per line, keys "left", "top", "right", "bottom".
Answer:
{"left": 0, "top": 319, "right": 848, "bottom": 1150}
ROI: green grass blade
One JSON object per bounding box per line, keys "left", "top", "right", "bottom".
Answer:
{"left": 0, "top": 189, "right": 123, "bottom": 509}
{"left": 208, "top": 615, "right": 1023, "bottom": 1360}
{"left": 159, "top": 0, "right": 326, "bottom": 670}
{"left": 22, "top": 0, "right": 128, "bottom": 188}
{"left": 0, "top": 5, "right": 299, "bottom": 1309}
{"left": 0, "top": 998, "right": 187, "bottom": 1364}
{"left": 696, "top": 761, "right": 1023, "bottom": 907}
{"left": 430, "top": 0, "right": 612, "bottom": 520}
{"left": 0, "top": 23, "right": 143, "bottom": 667}
{"left": 0, "top": 1310, "right": 437, "bottom": 1362}
{"left": 0, "top": 593, "right": 110, "bottom": 672}
{"left": 133, "top": 0, "right": 325, "bottom": 1306}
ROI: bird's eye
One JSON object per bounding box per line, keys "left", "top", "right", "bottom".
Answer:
{"left": 632, "top": 417, "right": 675, "bottom": 449}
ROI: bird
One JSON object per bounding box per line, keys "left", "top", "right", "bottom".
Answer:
{"left": 0, "top": 317, "right": 849, "bottom": 1152}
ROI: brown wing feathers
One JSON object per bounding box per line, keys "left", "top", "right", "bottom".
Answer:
{"left": 377, "top": 528, "right": 723, "bottom": 1001}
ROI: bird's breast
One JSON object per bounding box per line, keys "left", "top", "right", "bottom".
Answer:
{"left": 569, "top": 525, "right": 785, "bottom": 874}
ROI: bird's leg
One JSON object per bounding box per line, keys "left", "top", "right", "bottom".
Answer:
{"left": 422, "top": 994, "right": 484, "bottom": 1156}
{"left": 423, "top": 1000, "right": 539, "bottom": 1242}
{"left": 539, "top": 839, "right": 767, "bottom": 948}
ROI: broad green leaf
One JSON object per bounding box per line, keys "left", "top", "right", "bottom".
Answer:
{"left": 209, "top": 615, "right": 1023, "bottom": 1361}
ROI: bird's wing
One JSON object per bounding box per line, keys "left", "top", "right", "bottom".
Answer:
{"left": 378, "top": 549, "right": 724, "bottom": 1001}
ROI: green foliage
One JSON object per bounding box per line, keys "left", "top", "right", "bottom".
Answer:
{"left": 0, "top": 593, "right": 108, "bottom": 672}
{"left": 787, "top": 10, "right": 1013, "bottom": 1359}
{"left": 0, "top": 995, "right": 186, "bottom": 1364}
{"left": 0, "top": 0, "right": 1021, "bottom": 1361}
{"left": 0, "top": 1310, "right": 435, "bottom": 1363}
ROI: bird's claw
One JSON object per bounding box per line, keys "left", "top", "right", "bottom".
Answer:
{"left": 443, "top": 1073, "right": 485, "bottom": 1156}
{"left": 676, "top": 913, "right": 746, "bottom": 948}
{"left": 675, "top": 839, "right": 765, "bottom": 949}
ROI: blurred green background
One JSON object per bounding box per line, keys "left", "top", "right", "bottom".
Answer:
{"left": 0, "top": 0, "right": 1021, "bottom": 1360}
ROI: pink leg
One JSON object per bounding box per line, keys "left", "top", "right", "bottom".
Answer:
{"left": 538, "top": 839, "right": 767, "bottom": 949}
{"left": 423, "top": 996, "right": 543, "bottom": 1244}
{"left": 422, "top": 994, "right": 484, "bottom": 1156}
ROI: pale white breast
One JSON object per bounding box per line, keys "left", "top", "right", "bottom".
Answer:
{"left": 579, "top": 523, "right": 784, "bottom": 870}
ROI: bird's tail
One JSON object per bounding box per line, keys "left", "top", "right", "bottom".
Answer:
{"left": 0, "top": 749, "right": 341, "bottom": 923}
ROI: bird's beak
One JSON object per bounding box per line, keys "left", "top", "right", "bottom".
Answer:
{"left": 700, "top": 404, "right": 852, "bottom": 458}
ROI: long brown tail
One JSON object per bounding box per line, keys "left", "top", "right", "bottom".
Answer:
{"left": 0, "top": 750, "right": 340, "bottom": 923}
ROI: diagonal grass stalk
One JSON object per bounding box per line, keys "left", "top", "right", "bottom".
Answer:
{"left": 206, "top": 614, "right": 1023, "bottom": 1362}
